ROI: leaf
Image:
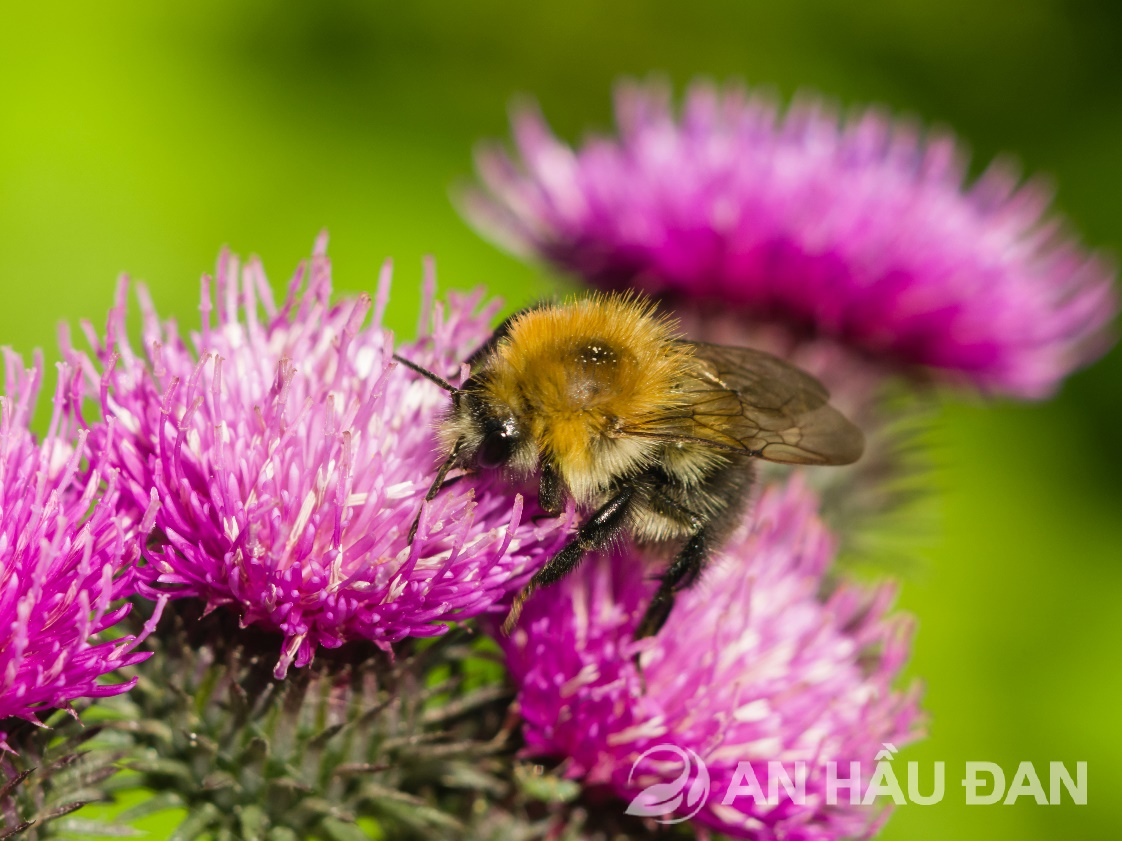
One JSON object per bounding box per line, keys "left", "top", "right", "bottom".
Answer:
{"left": 47, "top": 818, "right": 144, "bottom": 837}
{"left": 127, "top": 756, "right": 194, "bottom": 784}
{"left": 307, "top": 722, "right": 345, "bottom": 750}
{"left": 55, "top": 762, "right": 122, "bottom": 792}
{"left": 369, "top": 798, "right": 463, "bottom": 833}
{"left": 320, "top": 818, "right": 371, "bottom": 841}
{"left": 331, "top": 763, "right": 390, "bottom": 778}
{"left": 242, "top": 736, "right": 269, "bottom": 766}
{"left": 42, "top": 752, "right": 85, "bottom": 776}
{"left": 514, "top": 765, "right": 579, "bottom": 804}
{"left": 199, "top": 770, "right": 238, "bottom": 792}
{"left": 419, "top": 685, "right": 510, "bottom": 725}
{"left": 116, "top": 791, "right": 186, "bottom": 822}
{"left": 298, "top": 797, "right": 356, "bottom": 822}
{"left": 0, "top": 768, "right": 34, "bottom": 800}
{"left": 103, "top": 718, "right": 174, "bottom": 741}
{"left": 441, "top": 763, "right": 508, "bottom": 797}
{"left": 238, "top": 804, "right": 268, "bottom": 840}
{"left": 36, "top": 800, "right": 90, "bottom": 823}
{"left": 168, "top": 802, "right": 220, "bottom": 841}
{"left": 0, "top": 821, "right": 34, "bottom": 841}
{"left": 59, "top": 726, "right": 105, "bottom": 751}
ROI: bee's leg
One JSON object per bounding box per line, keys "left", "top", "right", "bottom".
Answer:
{"left": 537, "top": 462, "right": 566, "bottom": 516}
{"left": 634, "top": 459, "right": 754, "bottom": 641}
{"left": 436, "top": 470, "right": 474, "bottom": 491}
{"left": 634, "top": 528, "right": 713, "bottom": 641}
{"left": 528, "top": 464, "right": 566, "bottom": 526}
{"left": 407, "top": 441, "right": 462, "bottom": 544}
{"left": 501, "top": 484, "right": 637, "bottom": 635}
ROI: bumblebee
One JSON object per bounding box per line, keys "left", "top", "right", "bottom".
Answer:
{"left": 395, "top": 293, "right": 863, "bottom": 639}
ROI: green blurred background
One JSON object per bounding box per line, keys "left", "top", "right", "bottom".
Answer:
{"left": 3, "top": 2, "right": 1120, "bottom": 839}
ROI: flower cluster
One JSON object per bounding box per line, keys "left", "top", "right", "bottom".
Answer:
{"left": 3, "top": 72, "right": 1113, "bottom": 841}
{"left": 66, "top": 238, "right": 567, "bottom": 678}
{"left": 465, "top": 79, "right": 1117, "bottom": 397}
{"left": 502, "top": 478, "right": 922, "bottom": 838}
{"left": 0, "top": 351, "right": 161, "bottom": 741}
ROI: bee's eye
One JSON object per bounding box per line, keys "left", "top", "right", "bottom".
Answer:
{"left": 477, "top": 429, "right": 514, "bottom": 470}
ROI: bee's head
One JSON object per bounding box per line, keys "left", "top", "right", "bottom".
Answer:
{"left": 442, "top": 381, "right": 538, "bottom": 476}
{"left": 393, "top": 352, "right": 539, "bottom": 478}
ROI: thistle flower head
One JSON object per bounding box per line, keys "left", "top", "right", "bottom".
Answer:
{"left": 501, "top": 478, "right": 922, "bottom": 840}
{"left": 67, "top": 237, "right": 566, "bottom": 678}
{"left": 465, "top": 79, "right": 1117, "bottom": 397}
{"left": 0, "top": 351, "right": 160, "bottom": 741}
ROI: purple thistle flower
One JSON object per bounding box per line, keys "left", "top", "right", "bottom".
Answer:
{"left": 0, "top": 351, "right": 163, "bottom": 743}
{"left": 65, "top": 237, "right": 567, "bottom": 678}
{"left": 465, "top": 79, "right": 1117, "bottom": 398}
{"left": 501, "top": 478, "right": 922, "bottom": 840}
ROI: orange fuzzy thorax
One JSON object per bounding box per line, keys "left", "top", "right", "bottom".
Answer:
{"left": 480, "top": 294, "right": 692, "bottom": 500}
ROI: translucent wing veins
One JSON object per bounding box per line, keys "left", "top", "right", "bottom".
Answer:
{"left": 616, "top": 342, "right": 864, "bottom": 466}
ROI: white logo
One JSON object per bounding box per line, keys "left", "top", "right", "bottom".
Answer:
{"left": 625, "top": 744, "right": 710, "bottom": 823}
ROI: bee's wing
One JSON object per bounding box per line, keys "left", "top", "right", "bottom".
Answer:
{"left": 620, "top": 342, "right": 865, "bottom": 466}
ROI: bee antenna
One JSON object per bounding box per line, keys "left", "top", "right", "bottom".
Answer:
{"left": 392, "top": 353, "right": 459, "bottom": 393}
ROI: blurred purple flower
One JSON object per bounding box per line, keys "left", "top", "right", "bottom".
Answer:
{"left": 501, "top": 478, "right": 922, "bottom": 840}
{"left": 0, "top": 352, "right": 162, "bottom": 743}
{"left": 465, "top": 79, "right": 1117, "bottom": 397}
{"left": 66, "top": 237, "right": 566, "bottom": 678}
